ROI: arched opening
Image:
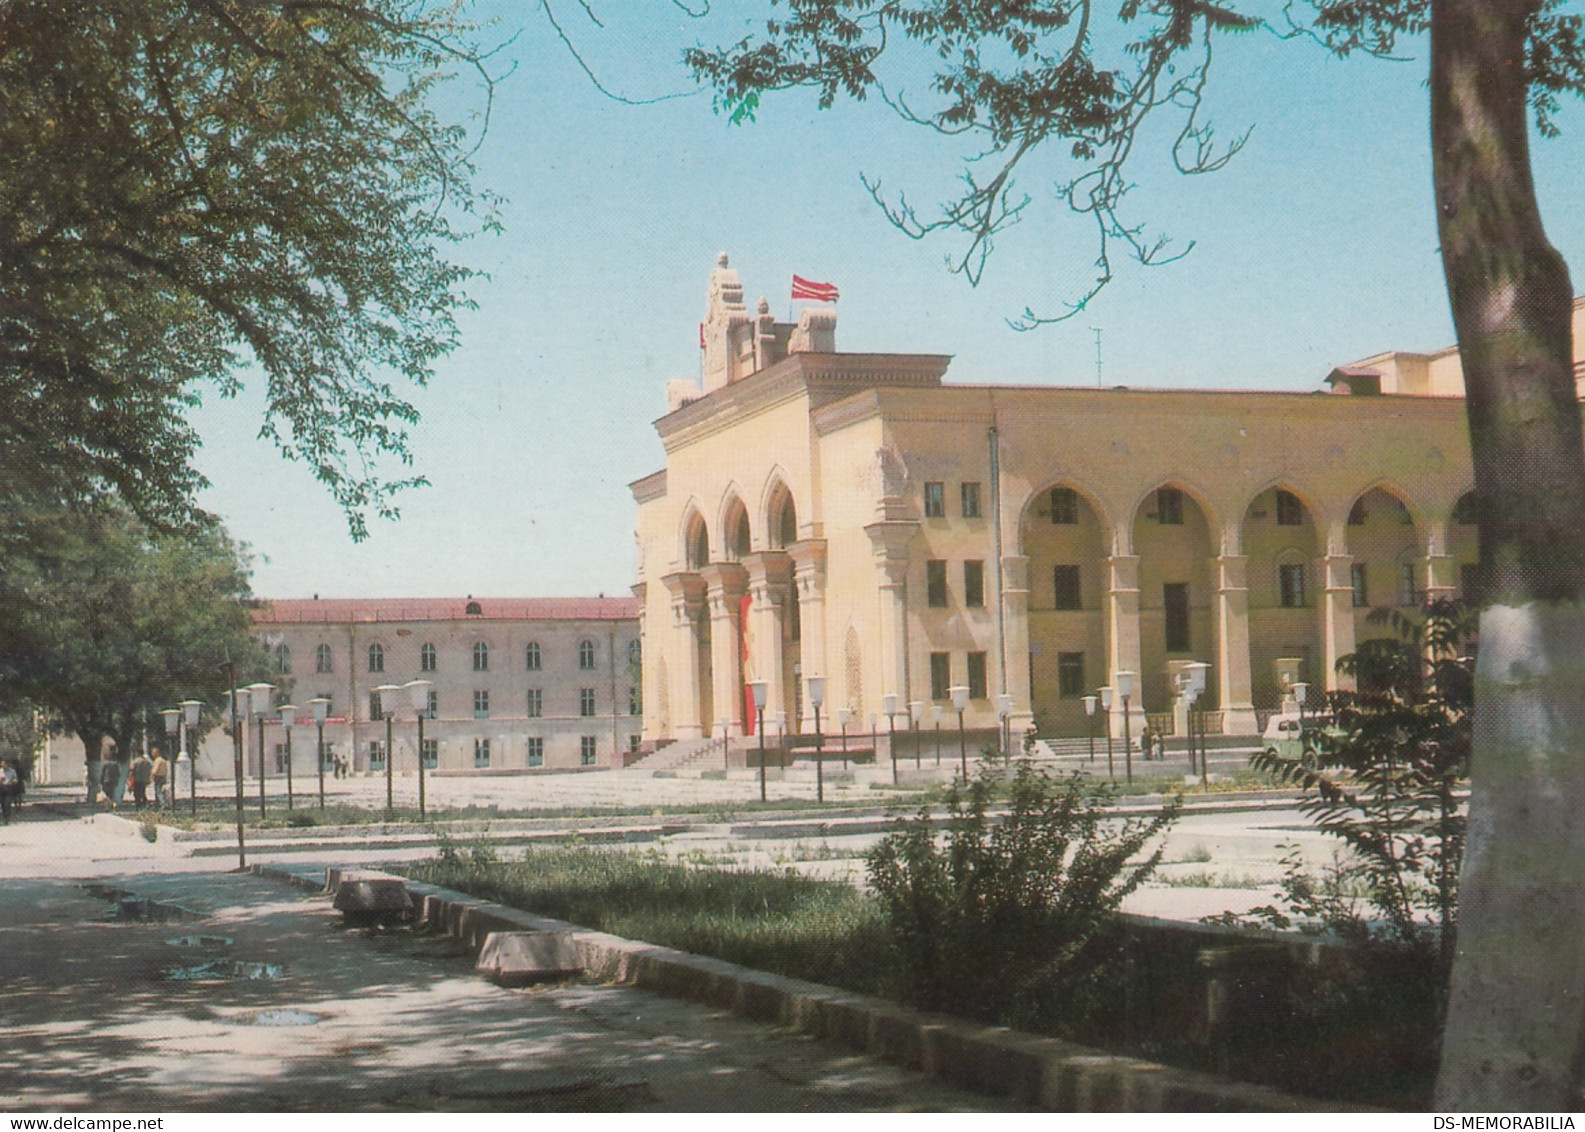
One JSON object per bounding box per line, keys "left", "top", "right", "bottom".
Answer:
{"left": 1242, "top": 485, "right": 1320, "bottom": 712}
{"left": 1021, "top": 483, "right": 1108, "bottom": 735}
{"left": 1129, "top": 483, "right": 1216, "bottom": 716}
{"left": 768, "top": 483, "right": 798, "bottom": 548}
{"left": 723, "top": 498, "right": 751, "bottom": 560}
{"left": 1449, "top": 490, "right": 1481, "bottom": 602}
{"left": 1345, "top": 486, "right": 1422, "bottom": 646}
{"left": 684, "top": 511, "right": 710, "bottom": 571}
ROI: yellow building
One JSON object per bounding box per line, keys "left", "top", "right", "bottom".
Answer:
{"left": 632, "top": 255, "right": 1491, "bottom": 749}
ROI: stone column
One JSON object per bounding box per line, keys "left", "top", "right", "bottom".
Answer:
{"left": 1215, "top": 553, "right": 1259, "bottom": 735}
{"left": 865, "top": 519, "right": 918, "bottom": 720}
{"left": 741, "top": 551, "right": 794, "bottom": 727}
{"left": 699, "top": 563, "right": 749, "bottom": 736}
{"left": 659, "top": 572, "right": 707, "bottom": 740}
{"left": 1001, "top": 554, "right": 1034, "bottom": 734}
{"left": 1320, "top": 552, "right": 1358, "bottom": 693}
{"left": 789, "top": 540, "right": 829, "bottom": 732}
{"left": 1106, "top": 549, "right": 1144, "bottom": 733}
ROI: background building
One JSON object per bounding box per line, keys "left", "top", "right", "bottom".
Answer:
{"left": 632, "top": 256, "right": 1498, "bottom": 752}
{"left": 195, "top": 596, "right": 641, "bottom": 780}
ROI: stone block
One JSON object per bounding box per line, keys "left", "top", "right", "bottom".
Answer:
{"left": 475, "top": 931, "right": 583, "bottom": 984}
{"left": 332, "top": 871, "right": 412, "bottom": 919}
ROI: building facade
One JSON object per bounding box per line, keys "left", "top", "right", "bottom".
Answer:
{"left": 632, "top": 256, "right": 1501, "bottom": 745}
{"left": 197, "top": 596, "right": 642, "bottom": 779}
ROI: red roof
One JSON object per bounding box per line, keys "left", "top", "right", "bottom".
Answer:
{"left": 254, "top": 596, "right": 639, "bottom": 625}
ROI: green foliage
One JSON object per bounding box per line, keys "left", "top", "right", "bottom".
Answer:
{"left": 865, "top": 759, "right": 1178, "bottom": 1025}
{"left": 1244, "top": 599, "right": 1473, "bottom": 965}
{"left": 0, "top": 1, "right": 499, "bottom": 532}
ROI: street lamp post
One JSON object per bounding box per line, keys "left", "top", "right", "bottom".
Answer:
{"left": 404, "top": 680, "right": 433, "bottom": 820}
{"left": 1293, "top": 680, "right": 1310, "bottom": 760}
{"left": 224, "top": 673, "right": 245, "bottom": 869}
{"left": 997, "top": 694, "right": 1013, "bottom": 759}
{"left": 868, "top": 712, "right": 878, "bottom": 768}
{"left": 180, "top": 699, "right": 202, "bottom": 816}
{"left": 1083, "top": 694, "right": 1098, "bottom": 764}
{"left": 1187, "top": 661, "right": 1210, "bottom": 775}
{"left": 1116, "top": 670, "right": 1135, "bottom": 785}
{"left": 882, "top": 694, "right": 898, "bottom": 785}
{"left": 908, "top": 701, "right": 923, "bottom": 768}
{"left": 246, "top": 682, "right": 274, "bottom": 819}
{"left": 932, "top": 704, "right": 944, "bottom": 766}
{"left": 837, "top": 707, "right": 851, "bottom": 769}
{"left": 159, "top": 709, "right": 180, "bottom": 810}
{"left": 949, "top": 685, "right": 969, "bottom": 780}
{"left": 1100, "top": 685, "right": 1115, "bottom": 778}
{"left": 375, "top": 685, "right": 400, "bottom": 814}
{"left": 749, "top": 680, "right": 769, "bottom": 802}
{"left": 278, "top": 704, "right": 297, "bottom": 810}
{"left": 1184, "top": 685, "right": 1200, "bottom": 776}
{"left": 807, "top": 675, "right": 826, "bottom": 804}
{"left": 310, "top": 697, "right": 330, "bottom": 810}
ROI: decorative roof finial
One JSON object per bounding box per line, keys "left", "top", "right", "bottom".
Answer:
{"left": 717, "top": 251, "right": 729, "bottom": 267}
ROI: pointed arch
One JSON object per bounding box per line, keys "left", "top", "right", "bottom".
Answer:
{"left": 719, "top": 492, "right": 751, "bottom": 560}
{"left": 680, "top": 504, "right": 710, "bottom": 571}
{"left": 764, "top": 474, "right": 799, "bottom": 549}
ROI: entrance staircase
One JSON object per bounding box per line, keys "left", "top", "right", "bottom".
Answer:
{"left": 629, "top": 735, "right": 733, "bottom": 778}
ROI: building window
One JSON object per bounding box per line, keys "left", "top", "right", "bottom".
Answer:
{"left": 924, "top": 481, "right": 945, "bottom": 518}
{"left": 580, "top": 736, "right": 598, "bottom": 766}
{"left": 1058, "top": 652, "right": 1085, "bottom": 699}
{"left": 526, "top": 688, "right": 542, "bottom": 718}
{"left": 578, "top": 639, "right": 596, "bottom": 670}
{"left": 1279, "top": 564, "right": 1306, "bottom": 608}
{"left": 473, "top": 642, "right": 489, "bottom": 671}
{"left": 1276, "top": 490, "right": 1304, "bottom": 526}
{"left": 526, "top": 641, "right": 541, "bottom": 670}
{"left": 274, "top": 645, "right": 292, "bottom": 674}
{"left": 368, "top": 741, "right": 385, "bottom": 770}
{"left": 579, "top": 688, "right": 596, "bottom": 717}
{"left": 526, "top": 737, "right": 544, "bottom": 767}
{"left": 1157, "top": 487, "right": 1184, "bottom": 525}
{"left": 319, "top": 740, "right": 333, "bottom": 772}
{"left": 1053, "top": 565, "right": 1082, "bottom": 611}
{"left": 628, "top": 639, "right": 641, "bottom": 668}
{"left": 930, "top": 652, "right": 951, "bottom": 700}
{"left": 1351, "top": 562, "right": 1369, "bottom": 608}
{"left": 420, "top": 739, "right": 437, "bottom": 769}
{"left": 967, "top": 652, "right": 988, "bottom": 700}
{"left": 1400, "top": 562, "right": 1419, "bottom": 607}
{"left": 274, "top": 743, "right": 289, "bottom": 773}
{"left": 367, "top": 642, "right": 385, "bottom": 674}
{"left": 315, "top": 643, "right": 334, "bottom": 674}
{"left": 473, "top": 738, "right": 490, "bottom": 768}
{"left": 465, "top": 600, "right": 482, "bottom": 616}
{"left": 926, "top": 560, "right": 949, "bottom": 607}
{"left": 420, "top": 643, "right": 437, "bottom": 672}
{"left": 1164, "top": 583, "right": 1191, "bottom": 652}
{"left": 629, "top": 686, "right": 640, "bottom": 715}
{"left": 368, "top": 691, "right": 383, "bottom": 721}
{"left": 963, "top": 560, "right": 985, "bottom": 608}
{"left": 473, "top": 690, "right": 489, "bottom": 719}
{"left": 425, "top": 690, "right": 438, "bottom": 721}
{"left": 1050, "top": 487, "right": 1078, "bottom": 525}
{"left": 960, "top": 482, "right": 982, "bottom": 519}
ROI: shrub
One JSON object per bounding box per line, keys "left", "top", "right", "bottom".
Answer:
{"left": 865, "top": 758, "right": 1178, "bottom": 1026}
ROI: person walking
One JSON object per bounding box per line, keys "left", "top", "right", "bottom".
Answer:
{"left": 99, "top": 753, "right": 121, "bottom": 810}
{"left": 150, "top": 748, "right": 170, "bottom": 809}
{"left": 130, "top": 751, "right": 153, "bottom": 809}
{"left": 0, "top": 759, "right": 18, "bottom": 823}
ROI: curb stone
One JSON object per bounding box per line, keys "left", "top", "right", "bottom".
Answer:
{"left": 249, "top": 862, "right": 1372, "bottom": 1113}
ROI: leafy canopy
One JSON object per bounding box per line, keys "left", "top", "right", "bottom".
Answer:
{"left": 0, "top": 1, "right": 499, "bottom": 533}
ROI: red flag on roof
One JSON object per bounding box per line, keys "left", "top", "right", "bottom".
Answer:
{"left": 791, "top": 274, "right": 839, "bottom": 303}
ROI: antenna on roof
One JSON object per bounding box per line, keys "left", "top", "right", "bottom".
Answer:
{"left": 1091, "top": 327, "right": 1103, "bottom": 387}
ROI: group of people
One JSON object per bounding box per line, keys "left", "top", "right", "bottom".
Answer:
{"left": 1136, "top": 726, "right": 1168, "bottom": 761}
{"left": 98, "top": 746, "right": 171, "bottom": 810}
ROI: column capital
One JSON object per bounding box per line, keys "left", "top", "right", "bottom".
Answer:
{"left": 740, "top": 551, "right": 793, "bottom": 608}
{"left": 1107, "top": 553, "right": 1140, "bottom": 593}
{"left": 1001, "top": 554, "right": 1030, "bottom": 594}
{"left": 788, "top": 539, "right": 829, "bottom": 591}
{"left": 660, "top": 571, "right": 707, "bottom": 626}
{"left": 1216, "top": 553, "right": 1249, "bottom": 592}
{"left": 866, "top": 518, "right": 919, "bottom": 587}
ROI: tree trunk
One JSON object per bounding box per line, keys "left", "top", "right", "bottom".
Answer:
{"left": 1431, "top": 0, "right": 1585, "bottom": 1109}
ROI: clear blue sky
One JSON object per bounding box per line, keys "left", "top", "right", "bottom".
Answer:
{"left": 190, "top": 2, "right": 1585, "bottom": 600}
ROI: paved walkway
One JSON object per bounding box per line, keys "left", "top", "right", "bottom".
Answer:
{"left": 0, "top": 811, "right": 1014, "bottom": 1112}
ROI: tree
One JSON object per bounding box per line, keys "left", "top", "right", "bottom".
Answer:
{"left": 0, "top": 1, "right": 498, "bottom": 535}
{"left": 0, "top": 500, "right": 269, "bottom": 797}
{"left": 687, "top": 0, "right": 1585, "bottom": 1107}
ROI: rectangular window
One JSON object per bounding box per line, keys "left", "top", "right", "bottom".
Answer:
{"left": 1400, "top": 562, "right": 1418, "bottom": 607}
{"left": 526, "top": 737, "right": 544, "bottom": 767}
{"left": 924, "top": 481, "right": 945, "bottom": 518}
{"left": 580, "top": 736, "right": 597, "bottom": 766}
{"left": 1053, "top": 565, "right": 1082, "bottom": 610}
{"left": 1279, "top": 563, "right": 1306, "bottom": 608}
{"left": 1276, "top": 490, "right": 1304, "bottom": 526}
{"left": 963, "top": 560, "right": 985, "bottom": 608}
{"left": 368, "top": 741, "right": 385, "bottom": 770}
{"left": 579, "top": 688, "right": 596, "bottom": 717}
{"left": 628, "top": 686, "right": 640, "bottom": 716}
{"left": 1164, "top": 582, "right": 1191, "bottom": 652}
{"left": 319, "top": 740, "right": 333, "bottom": 771}
{"left": 926, "top": 560, "right": 949, "bottom": 607}
{"left": 425, "top": 690, "right": 438, "bottom": 721}
{"left": 1157, "top": 487, "right": 1184, "bottom": 525}
{"left": 1057, "top": 652, "right": 1085, "bottom": 699}
{"left": 1351, "top": 562, "right": 1369, "bottom": 608}
{"left": 274, "top": 743, "right": 289, "bottom": 773}
{"left": 967, "top": 651, "right": 988, "bottom": 700}
{"left": 960, "top": 482, "right": 982, "bottom": 519}
{"left": 930, "top": 652, "right": 951, "bottom": 700}
{"left": 420, "top": 739, "right": 437, "bottom": 769}
{"left": 473, "top": 690, "right": 490, "bottom": 719}
{"left": 368, "top": 692, "right": 382, "bottom": 721}
{"left": 526, "top": 688, "right": 542, "bottom": 718}
{"left": 1050, "top": 487, "right": 1078, "bottom": 525}
{"left": 473, "top": 738, "right": 490, "bottom": 769}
